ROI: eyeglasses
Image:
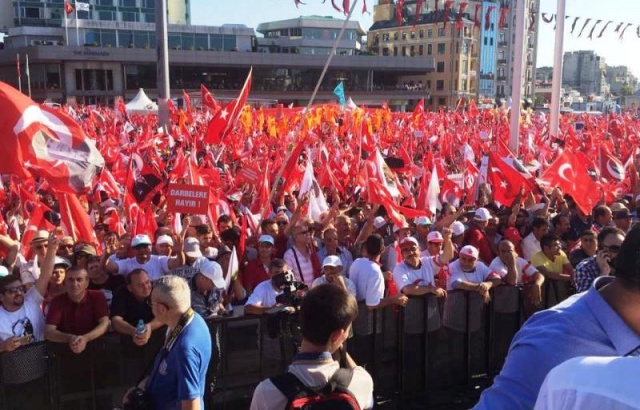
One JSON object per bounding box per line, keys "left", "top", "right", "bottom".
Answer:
{"left": 4, "top": 286, "right": 25, "bottom": 295}
{"left": 61, "top": 244, "right": 74, "bottom": 249}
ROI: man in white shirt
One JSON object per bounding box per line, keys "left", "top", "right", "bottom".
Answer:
{"left": 522, "top": 216, "right": 549, "bottom": 261}
{"left": 250, "top": 284, "right": 373, "bottom": 410}
{"left": 312, "top": 255, "right": 356, "bottom": 297}
{"left": 448, "top": 245, "right": 501, "bottom": 303}
{"left": 103, "top": 234, "right": 185, "bottom": 280}
{"left": 490, "top": 239, "right": 545, "bottom": 307}
{"left": 245, "top": 259, "right": 289, "bottom": 315}
{"left": 0, "top": 234, "right": 57, "bottom": 352}
{"left": 535, "top": 356, "right": 640, "bottom": 410}
{"left": 393, "top": 235, "right": 451, "bottom": 297}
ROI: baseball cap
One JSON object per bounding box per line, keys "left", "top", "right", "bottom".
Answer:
{"left": 610, "top": 202, "right": 628, "bottom": 213}
{"left": 156, "top": 235, "right": 174, "bottom": 246}
{"left": 54, "top": 257, "right": 71, "bottom": 269}
{"left": 30, "top": 230, "right": 49, "bottom": 245}
{"left": 200, "top": 262, "right": 226, "bottom": 289}
{"left": 399, "top": 236, "right": 420, "bottom": 249}
{"left": 414, "top": 216, "right": 432, "bottom": 226}
{"left": 427, "top": 231, "right": 444, "bottom": 243}
{"left": 258, "top": 235, "right": 275, "bottom": 246}
{"left": 322, "top": 255, "right": 343, "bottom": 267}
{"left": 474, "top": 208, "right": 491, "bottom": 222}
{"left": 450, "top": 221, "right": 466, "bottom": 236}
{"left": 131, "top": 234, "right": 152, "bottom": 248}
{"left": 373, "top": 216, "right": 387, "bottom": 229}
{"left": 393, "top": 221, "right": 410, "bottom": 233}
{"left": 183, "top": 237, "right": 202, "bottom": 258}
{"left": 275, "top": 206, "right": 288, "bottom": 214}
{"left": 615, "top": 209, "right": 632, "bottom": 219}
{"left": 459, "top": 245, "right": 479, "bottom": 259}
{"left": 74, "top": 243, "right": 97, "bottom": 256}
{"left": 504, "top": 226, "right": 523, "bottom": 243}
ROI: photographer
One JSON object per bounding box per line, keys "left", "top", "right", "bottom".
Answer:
{"left": 245, "top": 259, "right": 293, "bottom": 315}
{"left": 250, "top": 284, "right": 374, "bottom": 410}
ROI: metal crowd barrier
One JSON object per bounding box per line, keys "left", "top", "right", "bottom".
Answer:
{"left": 0, "top": 284, "right": 571, "bottom": 409}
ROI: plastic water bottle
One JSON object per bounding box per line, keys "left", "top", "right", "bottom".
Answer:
{"left": 135, "top": 320, "right": 146, "bottom": 336}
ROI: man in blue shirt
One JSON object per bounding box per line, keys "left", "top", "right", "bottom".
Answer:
{"left": 474, "top": 225, "right": 640, "bottom": 409}
{"left": 146, "top": 275, "right": 212, "bottom": 410}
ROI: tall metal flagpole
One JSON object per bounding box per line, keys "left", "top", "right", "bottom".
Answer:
{"left": 156, "top": 0, "right": 171, "bottom": 131}
{"left": 64, "top": 5, "right": 69, "bottom": 46}
{"left": 75, "top": 1, "right": 79, "bottom": 46}
{"left": 16, "top": 53, "right": 22, "bottom": 93}
{"left": 549, "top": 0, "right": 566, "bottom": 138}
{"left": 509, "top": 0, "right": 527, "bottom": 155}
{"left": 26, "top": 54, "right": 31, "bottom": 98}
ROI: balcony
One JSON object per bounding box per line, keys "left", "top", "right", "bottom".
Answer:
{"left": 497, "top": 59, "right": 507, "bottom": 65}
{"left": 498, "top": 41, "right": 508, "bottom": 47}
{"left": 497, "top": 75, "right": 507, "bottom": 81}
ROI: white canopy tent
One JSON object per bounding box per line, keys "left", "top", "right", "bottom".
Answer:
{"left": 125, "top": 88, "right": 158, "bottom": 113}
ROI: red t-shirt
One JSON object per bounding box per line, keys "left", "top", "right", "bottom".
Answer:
{"left": 46, "top": 290, "right": 109, "bottom": 335}
{"left": 242, "top": 258, "right": 271, "bottom": 293}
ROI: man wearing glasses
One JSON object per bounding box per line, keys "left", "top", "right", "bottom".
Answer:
{"left": 0, "top": 234, "right": 57, "bottom": 352}
{"left": 574, "top": 227, "right": 626, "bottom": 293}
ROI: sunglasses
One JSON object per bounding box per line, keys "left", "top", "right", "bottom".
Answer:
{"left": 61, "top": 244, "right": 74, "bottom": 249}
{"left": 4, "top": 286, "right": 25, "bottom": 295}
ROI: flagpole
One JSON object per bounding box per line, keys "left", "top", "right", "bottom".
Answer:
{"left": 263, "top": 0, "right": 360, "bottom": 215}
{"left": 549, "top": 0, "right": 566, "bottom": 139}
{"left": 508, "top": 0, "right": 526, "bottom": 155}
{"left": 16, "top": 53, "right": 21, "bottom": 93}
{"left": 64, "top": 7, "right": 69, "bottom": 46}
{"left": 156, "top": 0, "right": 171, "bottom": 131}
{"left": 75, "top": 1, "right": 79, "bottom": 46}
{"left": 26, "top": 54, "right": 31, "bottom": 98}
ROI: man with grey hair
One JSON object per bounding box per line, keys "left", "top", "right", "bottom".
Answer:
{"left": 143, "top": 276, "right": 212, "bottom": 410}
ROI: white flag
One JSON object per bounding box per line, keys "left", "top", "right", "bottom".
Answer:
{"left": 76, "top": 2, "right": 91, "bottom": 12}
{"left": 225, "top": 246, "right": 238, "bottom": 292}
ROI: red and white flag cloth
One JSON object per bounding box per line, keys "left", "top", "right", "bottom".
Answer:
{"left": 57, "top": 193, "right": 99, "bottom": 248}
{"left": 0, "top": 82, "right": 105, "bottom": 193}
{"left": 204, "top": 68, "right": 252, "bottom": 144}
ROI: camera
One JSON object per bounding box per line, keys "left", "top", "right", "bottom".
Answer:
{"left": 263, "top": 270, "right": 308, "bottom": 344}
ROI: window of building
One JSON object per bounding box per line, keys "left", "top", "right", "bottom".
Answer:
{"left": 119, "top": 0, "right": 136, "bottom": 7}
{"left": 393, "top": 46, "right": 398, "bottom": 56}
{"left": 484, "top": 37, "right": 487, "bottom": 46}
{"left": 437, "top": 62, "right": 445, "bottom": 72}
{"left": 411, "top": 31, "right": 416, "bottom": 39}
{"left": 410, "top": 45, "right": 415, "bottom": 56}
{"left": 75, "top": 69, "right": 114, "bottom": 91}
{"left": 121, "top": 11, "right": 139, "bottom": 22}
{"left": 490, "top": 38, "right": 493, "bottom": 46}
{"left": 428, "top": 29, "right": 433, "bottom": 38}
{"left": 438, "top": 28, "right": 445, "bottom": 37}
{"left": 419, "top": 45, "right": 423, "bottom": 55}
{"left": 382, "top": 32, "right": 389, "bottom": 42}
{"left": 437, "top": 43, "right": 445, "bottom": 54}
{"left": 436, "top": 80, "right": 444, "bottom": 91}
{"left": 456, "top": 42, "right": 459, "bottom": 53}
{"left": 97, "top": 11, "right": 115, "bottom": 20}
{"left": 382, "top": 47, "right": 390, "bottom": 56}
{"left": 402, "top": 32, "right": 407, "bottom": 40}
{"left": 419, "top": 29, "right": 424, "bottom": 39}
{"left": 393, "top": 32, "right": 398, "bottom": 40}
{"left": 438, "top": 97, "right": 446, "bottom": 105}
{"left": 141, "top": 0, "right": 154, "bottom": 8}
{"left": 427, "top": 44, "right": 432, "bottom": 55}
{"left": 144, "top": 12, "right": 154, "bottom": 22}
{"left": 24, "top": 7, "right": 41, "bottom": 18}
{"left": 462, "top": 80, "right": 467, "bottom": 91}
{"left": 402, "top": 46, "right": 406, "bottom": 56}
{"left": 426, "top": 80, "right": 431, "bottom": 89}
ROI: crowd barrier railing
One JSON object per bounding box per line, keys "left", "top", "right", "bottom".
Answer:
{"left": 0, "top": 284, "right": 571, "bottom": 409}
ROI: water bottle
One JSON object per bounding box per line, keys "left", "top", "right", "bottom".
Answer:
{"left": 135, "top": 319, "right": 146, "bottom": 336}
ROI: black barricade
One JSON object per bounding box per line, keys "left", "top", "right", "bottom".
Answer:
{"left": 0, "top": 286, "right": 529, "bottom": 409}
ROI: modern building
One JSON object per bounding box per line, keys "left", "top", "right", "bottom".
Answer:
{"left": 367, "top": 0, "right": 539, "bottom": 109}
{"left": 563, "top": 50, "right": 609, "bottom": 97}
{"left": 256, "top": 16, "right": 366, "bottom": 56}
{"left": 606, "top": 65, "right": 638, "bottom": 95}
{"left": 368, "top": 0, "right": 480, "bottom": 110}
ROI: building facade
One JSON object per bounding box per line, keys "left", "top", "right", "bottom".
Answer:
{"left": 606, "top": 65, "right": 638, "bottom": 95}
{"left": 563, "top": 50, "right": 609, "bottom": 97}
{"left": 256, "top": 16, "right": 365, "bottom": 56}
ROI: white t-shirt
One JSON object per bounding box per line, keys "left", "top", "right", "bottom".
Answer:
{"left": 349, "top": 258, "right": 385, "bottom": 307}
{"left": 250, "top": 360, "right": 374, "bottom": 410}
{"left": 311, "top": 275, "right": 357, "bottom": 297}
{"left": 392, "top": 256, "right": 441, "bottom": 292}
{"left": 522, "top": 232, "right": 541, "bottom": 261}
{"left": 535, "top": 356, "right": 640, "bottom": 410}
{"left": 489, "top": 256, "right": 539, "bottom": 284}
{"left": 114, "top": 255, "right": 170, "bottom": 281}
{"left": 245, "top": 279, "right": 282, "bottom": 308}
{"left": 447, "top": 260, "right": 500, "bottom": 290}
{"left": 19, "top": 259, "right": 39, "bottom": 285}
{"left": 0, "top": 287, "right": 45, "bottom": 342}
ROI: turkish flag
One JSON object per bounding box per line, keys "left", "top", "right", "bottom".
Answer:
{"left": 600, "top": 147, "right": 625, "bottom": 182}
{"left": 203, "top": 68, "right": 252, "bottom": 145}
{"left": 440, "top": 176, "right": 462, "bottom": 206}
{"left": 488, "top": 152, "right": 535, "bottom": 206}
{"left": 0, "top": 82, "right": 105, "bottom": 193}
{"left": 64, "top": 0, "right": 74, "bottom": 15}
{"left": 20, "top": 202, "right": 55, "bottom": 257}
{"left": 200, "top": 85, "right": 220, "bottom": 111}
{"left": 57, "top": 193, "right": 99, "bottom": 248}
{"left": 540, "top": 150, "right": 601, "bottom": 214}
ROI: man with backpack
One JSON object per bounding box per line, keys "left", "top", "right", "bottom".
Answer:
{"left": 250, "top": 283, "right": 374, "bottom": 410}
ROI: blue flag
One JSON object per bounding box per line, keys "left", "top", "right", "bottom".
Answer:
{"left": 333, "top": 82, "right": 345, "bottom": 106}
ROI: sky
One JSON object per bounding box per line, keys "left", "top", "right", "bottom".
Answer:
{"left": 194, "top": 0, "right": 640, "bottom": 76}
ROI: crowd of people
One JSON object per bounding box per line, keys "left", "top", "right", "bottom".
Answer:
{"left": 1, "top": 88, "right": 640, "bottom": 408}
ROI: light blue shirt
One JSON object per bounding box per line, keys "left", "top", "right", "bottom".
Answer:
{"left": 474, "top": 276, "right": 640, "bottom": 410}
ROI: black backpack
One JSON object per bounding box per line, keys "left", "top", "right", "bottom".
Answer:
{"left": 270, "top": 368, "right": 361, "bottom": 410}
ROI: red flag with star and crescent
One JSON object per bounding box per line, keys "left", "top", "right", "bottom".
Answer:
{"left": 204, "top": 68, "right": 252, "bottom": 145}
{"left": 488, "top": 152, "right": 535, "bottom": 206}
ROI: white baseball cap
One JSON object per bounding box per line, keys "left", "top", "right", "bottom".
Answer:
{"left": 183, "top": 237, "right": 203, "bottom": 258}
{"left": 450, "top": 221, "right": 466, "bottom": 236}
{"left": 373, "top": 216, "right": 387, "bottom": 229}
{"left": 156, "top": 235, "right": 174, "bottom": 246}
{"left": 414, "top": 216, "right": 432, "bottom": 226}
{"left": 427, "top": 231, "right": 444, "bottom": 243}
{"left": 200, "top": 262, "right": 225, "bottom": 289}
{"left": 258, "top": 235, "right": 275, "bottom": 246}
{"left": 474, "top": 208, "right": 491, "bottom": 222}
{"left": 131, "top": 234, "right": 152, "bottom": 248}
{"left": 322, "top": 255, "right": 343, "bottom": 267}
{"left": 459, "top": 245, "right": 479, "bottom": 259}
{"left": 393, "top": 221, "right": 410, "bottom": 233}
{"left": 399, "top": 236, "right": 420, "bottom": 249}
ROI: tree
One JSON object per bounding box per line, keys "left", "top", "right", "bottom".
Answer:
{"left": 620, "top": 85, "right": 634, "bottom": 96}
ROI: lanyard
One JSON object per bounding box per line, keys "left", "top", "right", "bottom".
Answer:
{"left": 164, "top": 308, "right": 195, "bottom": 351}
